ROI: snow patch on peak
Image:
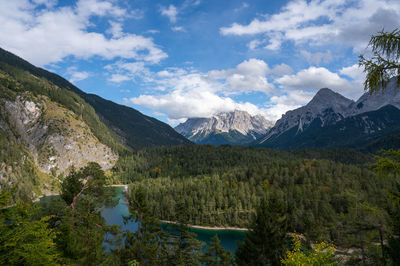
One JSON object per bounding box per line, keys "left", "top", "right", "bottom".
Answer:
{"left": 175, "top": 110, "right": 274, "bottom": 141}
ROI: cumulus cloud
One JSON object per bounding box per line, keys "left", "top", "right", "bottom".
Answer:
{"left": 270, "top": 63, "right": 293, "bottom": 76}
{"left": 0, "top": 0, "right": 167, "bottom": 66}
{"left": 208, "top": 58, "right": 274, "bottom": 94}
{"left": 66, "top": 66, "right": 90, "bottom": 83}
{"left": 276, "top": 66, "right": 364, "bottom": 99}
{"left": 119, "top": 59, "right": 279, "bottom": 123}
{"left": 339, "top": 64, "right": 365, "bottom": 81}
{"left": 300, "top": 50, "right": 332, "bottom": 65}
{"left": 220, "top": 0, "right": 400, "bottom": 51}
{"left": 160, "top": 4, "right": 178, "bottom": 23}
{"left": 265, "top": 90, "right": 315, "bottom": 120}
{"left": 105, "top": 61, "right": 150, "bottom": 82}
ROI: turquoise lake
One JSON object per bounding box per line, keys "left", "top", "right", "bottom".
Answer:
{"left": 101, "top": 187, "right": 246, "bottom": 253}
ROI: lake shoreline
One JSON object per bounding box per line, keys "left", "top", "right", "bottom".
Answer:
{"left": 115, "top": 186, "right": 249, "bottom": 232}
{"left": 160, "top": 220, "right": 249, "bottom": 232}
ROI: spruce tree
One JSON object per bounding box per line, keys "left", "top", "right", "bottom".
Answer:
{"left": 203, "top": 234, "right": 233, "bottom": 266}
{"left": 120, "top": 186, "right": 165, "bottom": 265}
{"left": 235, "top": 196, "right": 288, "bottom": 266}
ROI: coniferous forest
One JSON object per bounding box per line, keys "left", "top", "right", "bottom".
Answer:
{"left": 0, "top": 7, "right": 400, "bottom": 265}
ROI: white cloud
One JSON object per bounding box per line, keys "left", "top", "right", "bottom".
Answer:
{"left": 339, "top": 64, "right": 365, "bottom": 81}
{"left": 300, "top": 50, "right": 332, "bottom": 65}
{"left": 119, "top": 59, "right": 278, "bottom": 122}
{"left": 0, "top": 0, "right": 167, "bottom": 66}
{"left": 276, "top": 66, "right": 363, "bottom": 99}
{"left": 208, "top": 58, "right": 274, "bottom": 94}
{"left": 270, "top": 63, "right": 293, "bottom": 76}
{"left": 265, "top": 90, "right": 314, "bottom": 120}
{"left": 220, "top": 0, "right": 400, "bottom": 51}
{"left": 160, "top": 4, "right": 178, "bottom": 23}
{"left": 109, "top": 74, "right": 130, "bottom": 83}
{"left": 66, "top": 66, "right": 90, "bottom": 83}
{"left": 107, "top": 21, "right": 123, "bottom": 38}
{"left": 32, "top": 0, "right": 57, "bottom": 7}
{"left": 172, "top": 26, "right": 185, "bottom": 32}
{"left": 105, "top": 61, "right": 149, "bottom": 82}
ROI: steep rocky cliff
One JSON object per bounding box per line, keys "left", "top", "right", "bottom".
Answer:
{"left": 1, "top": 93, "right": 117, "bottom": 175}
{"left": 0, "top": 64, "right": 118, "bottom": 200}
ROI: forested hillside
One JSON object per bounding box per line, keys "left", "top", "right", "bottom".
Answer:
{"left": 113, "top": 145, "right": 391, "bottom": 249}
{"left": 0, "top": 47, "right": 191, "bottom": 150}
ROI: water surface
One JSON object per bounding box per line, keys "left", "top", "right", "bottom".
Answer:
{"left": 101, "top": 187, "right": 246, "bottom": 253}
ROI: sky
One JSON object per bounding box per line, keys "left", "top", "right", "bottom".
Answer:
{"left": 0, "top": 0, "right": 399, "bottom": 126}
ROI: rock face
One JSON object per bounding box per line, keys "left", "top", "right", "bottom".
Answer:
{"left": 175, "top": 110, "right": 274, "bottom": 145}
{"left": 348, "top": 78, "right": 400, "bottom": 116}
{"left": 1, "top": 93, "right": 118, "bottom": 175}
{"left": 256, "top": 81, "right": 400, "bottom": 150}
{"left": 259, "top": 88, "right": 354, "bottom": 144}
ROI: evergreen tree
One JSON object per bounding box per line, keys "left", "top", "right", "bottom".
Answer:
{"left": 235, "top": 196, "right": 288, "bottom": 266}
{"left": 373, "top": 149, "right": 400, "bottom": 265}
{"left": 120, "top": 186, "right": 165, "bottom": 265}
{"left": 203, "top": 234, "right": 234, "bottom": 266}
{"left": 57, "top": 162, "right": 118, "bottom": 265}
{"left": 0, "top": 190, "right": 60, "bottom": 265}
{"left": 359, "top": 28, "right": 400, "bottom": 93}
{"left": 169, "top": 197, "right": 204, "bottom": 265}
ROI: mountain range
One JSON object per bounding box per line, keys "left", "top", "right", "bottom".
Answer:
{"left": 0, "top": 47, "right": 190, "bottom": 151}
{"left": 255, "top": 78, "right": 400, "bottom": 151}
{"left": 175, "top": 110, "right": 273, "bottom": 145}
{"left": 0, "top": 47, "right": 190, "bottom": 200}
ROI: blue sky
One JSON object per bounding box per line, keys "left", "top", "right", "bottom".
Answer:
{"left": 1, "top": 0, "right": 399, "bottom": 125}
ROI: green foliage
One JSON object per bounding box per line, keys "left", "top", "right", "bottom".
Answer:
{"left": 0, "top": 62, "right": 127, "bottom": 154}
{"left": 373, "top": 149, "right": 400, "bottom": 265}
{"left": 0, "top": 126, "right": 40, "bottom": 202}
{"left": 0, "top": 190, "right": 60, "bottom": 265}
{"left": 203, "top": 234, "right": 234, "bottom": 265}
{"left": 119, "top": 186, "right": 166, "bottom": 265}
{"left": 57, "top": 162, "right": 118, "bottom": 265}
{"left": 359, "top": 29, "right": 400, "bottom": 94}
{"left": 282, "top": 234, "right": 337, "bottom": 266}
{"left": 235, "top": 196, "right": 288, "bottom": 265}
{"left": 0, "top": 47, "right": 191, "bottom": 150}
{"left": 121, "top": 145, "right": 389, "bottom": 249}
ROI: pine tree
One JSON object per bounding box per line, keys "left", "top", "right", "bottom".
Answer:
{"left": 203, "top": 234, "right": 233, "bottom": 266}
{"left": 235, "top": 196, "right": 288, "bottom": 266}
{"left": 58, "top": 162, "right": 118, "bottom": 265}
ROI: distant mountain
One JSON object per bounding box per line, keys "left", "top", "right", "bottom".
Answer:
{"left": 255, "top": 81, "right": 400, "bottom": 151}
{"left": 175, "top": 110, "right": 273, "bottom": 145}
{"left": 0, "top": 47, "right": 191, "bottom": 150}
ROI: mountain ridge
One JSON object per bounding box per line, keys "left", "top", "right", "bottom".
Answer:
{"left": 175, "top": 110, "right": 273, "bottom": 146}
{"left": 255, "top": 81, "right": 400, "bottom": 150}
{"left": 0, "top": 47, "right": 191, "bottom": 150}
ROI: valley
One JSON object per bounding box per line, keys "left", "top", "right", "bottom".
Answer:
{"left": 0, "top": 3, "right": 399, "bottom": 264}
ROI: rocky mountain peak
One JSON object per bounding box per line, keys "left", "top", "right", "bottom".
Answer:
{"left": 348, "top": 77, "right": 400, "bottom": 116}
{"left": 175, "top": 110, "right": 273, "bottom": 145}
{"left": 307, "top": 88, "right": 354, "bottom": 114}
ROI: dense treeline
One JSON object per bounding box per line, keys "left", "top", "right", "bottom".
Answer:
{"left": 123, "top": 146, "right": 389, "bottom": 248}
{"left": 112, "top": 145, "right": 372, "bottom": 183}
